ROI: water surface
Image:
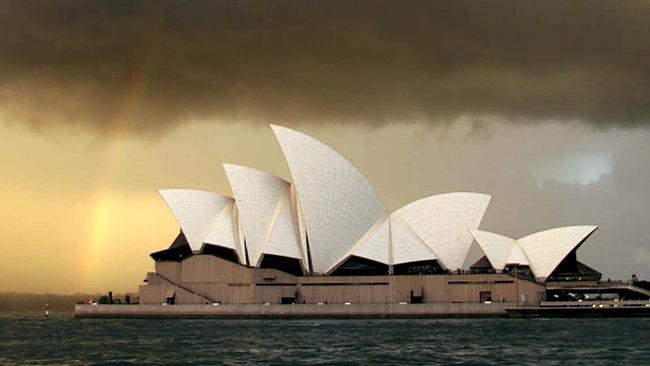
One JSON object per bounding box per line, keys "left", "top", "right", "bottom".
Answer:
{"left": 1, "top": 312, "right": 648, "bottom": 365}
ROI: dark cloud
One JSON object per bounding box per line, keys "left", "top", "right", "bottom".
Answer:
{"left": 1, "top": 0, "right": 649, "bottom": 133}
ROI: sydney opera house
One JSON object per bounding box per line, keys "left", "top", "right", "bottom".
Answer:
{"left": 128, "top": 125, "right": 649, "bottom": 316}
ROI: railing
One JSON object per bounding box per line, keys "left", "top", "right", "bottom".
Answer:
{"left": 546, "top": 280, "right": 633, "bottom": 288}
{"left": 545, "top": 281, "right": 650, "bottom": 296}
{"left": 153, "top": 272, "right": 218, "bottom": 304}
{"left": 541, "top": 300, "right": 650, "bottom": 307}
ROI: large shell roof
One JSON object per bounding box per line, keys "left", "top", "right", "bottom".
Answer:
{"left": 203, "top": 199, "right": 244, "bottom": 263}
{"left": 271, "top": 124, "right": 388, "bottom": 273}
{"left": 339, "top": 192, "right": 489, "bottom": 271}
{"left": 224, "top": 163, "right": 304, "bottom": 267}
{"left": 343, "top": 215, "right": 438, "bottom": 268}
{"left": 159, "top": 189, "right": 232, "bottom": 252}
{"left": 393, "top": 192, "right": 492, "bottom": 271}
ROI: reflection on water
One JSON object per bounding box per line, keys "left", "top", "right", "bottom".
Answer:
{"left": 1, "top": 312, "right": 648, "bottom": 365}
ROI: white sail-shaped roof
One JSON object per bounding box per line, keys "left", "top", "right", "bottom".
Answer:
{"left": 224, "top": 164, "right": 304, "bottom": 267}
{"left": 271, "top": 125, "right": 388, "bottom": 273}
{"left": 159, "top": 189, "right": 231, "bottom": 252}
{"left": 290, "top": 184, "right": 309, "bottom": 268}
{"left": 334, "top": 214, "right": 439, "bottom": 270}
{"left": 348, "top": 218, "right": 390, "bottom": 265}
{"left": 393, "top": 192, "right": 491, "bottom": 271}
{"left": 506, "top": 242, "right": 530, "bottom": 266}
{"left": 469, "top": 230, "right": 517, "bottom": 269}
{"left": 391, "top": 217, "right": 437, "bottom": 265}
{"left": 518, "top": 225, "right": 598, "bottom": 280}
{"left": 262, "top": 187, "right": 304, "bottom": 262}
{"left": 470, "top": 226, "right": 598, "bottom": 280}
{"left": 204, "top": 199, "right": 244, "bottom": 263}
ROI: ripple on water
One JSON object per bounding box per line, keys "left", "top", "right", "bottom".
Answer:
{"left": 1, "top": 313, "right": 650, "bottom": 365}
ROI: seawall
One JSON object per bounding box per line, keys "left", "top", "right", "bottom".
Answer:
{"left": 74, "top": 302, "right": 514, "bottom": 319}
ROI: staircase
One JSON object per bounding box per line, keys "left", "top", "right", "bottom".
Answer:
{"left": 153, "top": 272, "right": 218, "bottom": 304}
{"left": 627, "top": 284, "right": 650, "bottom": 298}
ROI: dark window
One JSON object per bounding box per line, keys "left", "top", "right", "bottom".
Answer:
{"left": 331, "top": 256, "right": 389, "bottom": 276}
{"left": 393, "top": 260, "right": 446, "bottom": 275}
{"left": 201, "top": 244, "right": 240, "bottom": 263}
{"left": 259, "top": 254, "right": 304, "bottom": 276}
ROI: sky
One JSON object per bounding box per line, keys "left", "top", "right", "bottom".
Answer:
{"left": 1, "top": 0, "right": 649, "bottom": 293}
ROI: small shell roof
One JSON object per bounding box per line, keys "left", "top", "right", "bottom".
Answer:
{"left": 470, "top": 225, "right": 598, "bottom": 280}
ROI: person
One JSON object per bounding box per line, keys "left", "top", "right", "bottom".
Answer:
{"left": 44, "top": 303, "right": 50, "bottom": 318}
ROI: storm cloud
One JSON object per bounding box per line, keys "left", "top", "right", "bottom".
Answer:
{"left": 1, "top": 0, "right": 649, "bottom": 133}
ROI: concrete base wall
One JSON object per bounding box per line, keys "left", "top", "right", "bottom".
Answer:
{"left": 140, "top": 255, "right": 545, "bottom": 307}
{"left": 74, "top": 302, "right": 516, "bottom": 319}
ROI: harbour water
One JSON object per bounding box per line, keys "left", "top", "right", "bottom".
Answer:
{"left": 1, "top": 312, "right": 649, "bottom": 365}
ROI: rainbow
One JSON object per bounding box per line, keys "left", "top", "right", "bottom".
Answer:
{"left": 80, "top": 57, "right": 146, "bottom": 290}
